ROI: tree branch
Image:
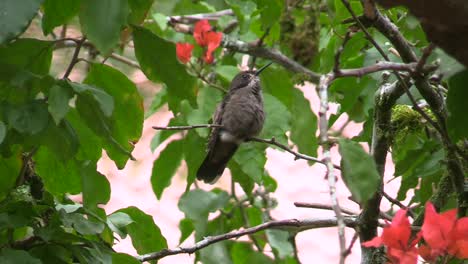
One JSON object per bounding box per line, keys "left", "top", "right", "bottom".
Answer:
{"left": 317, "top": 74, "right": 347, "bottom": 264}
{"left": 152, "top": 124, "right": 222, "bottom": 130}
{"left": 222, "top": 38, "right": 321, "bottom": 83}
{"left": 169, "top": 9, "right": 235, "bottom": 23}
{"left": 294, "top": 202, "right": 358, "bottom": 216}
{"left": 366, "top": 0, "right": 468, "bottom": 217}
{"left": 62, "top": 37, "right": 86, "bottom": 79}
{"left": 136, "top": 216, "right": 357, "bottom": 262}
{"left": 152, "top": 124, "right": 340, "bottom": 168}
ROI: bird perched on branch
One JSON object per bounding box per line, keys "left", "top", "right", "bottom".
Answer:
{"left": 196, "top": 62, "right": 273, "bottom": 184}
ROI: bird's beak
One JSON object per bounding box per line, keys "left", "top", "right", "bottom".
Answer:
{"left": 255, "top": 62, "right": 273, "bottom": 76}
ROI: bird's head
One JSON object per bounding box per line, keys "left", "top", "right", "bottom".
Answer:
{"left": 229, "top": 62, "right": 273, "bottom": 91}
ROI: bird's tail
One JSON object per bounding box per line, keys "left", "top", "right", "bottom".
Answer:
{"left": 196, "top": 141, "right": 238, "bottom": 184}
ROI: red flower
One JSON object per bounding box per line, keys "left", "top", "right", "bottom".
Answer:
{"left": 203, "top": 31, "right": 222, "bottom": 64}
{"left": 194, "top": 20, "right": 212, "bottom": 46}
{"left": 193, "top": 20, "right": 223, "bottom": 64}
{"left": 420, "top": 202, "right": 468, "bottom": 260}
{"left": 176, "top": 43, "right": 193, "bottom": 64}
{"left": 363, "top": 209, "right": 420, "bottom": 264}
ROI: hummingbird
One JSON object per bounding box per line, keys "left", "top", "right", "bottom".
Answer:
{"left": 196, "top": 62, "right": 273, "bottom": 184}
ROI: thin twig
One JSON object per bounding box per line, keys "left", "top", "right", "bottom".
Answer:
{"left": 108, "top": 53, "right": 141, "bottom": 69}
{"left": 152, "top": 124, "right": 340, "bottom": 168}
{"left": 169, "top": 9, "right": 235, "bottom": 24}
{"left": 63, "top": 37, "right": 86, "bottom": 79}
{"left": 381, "top": 191, "right": 414, "bottom": 218}
{"left": 136, "top": 216, "right": 357, "bottom": 262}
{"left": 152, "top": 124, "right": 222, "bottom": 130}
{"left": 248, "top": 137, "right": 341, "bottom": 169}
{"left": 343, "top": 232, "right": 359, "bottom": 258}
{"left": 317, "top": 74, "right": 347, "bottom": 264}
{"left": 334, "top": 31, "right": 352, "bottom": 73}
{"left": 415, "top": 43, "right": 436, "bottom": 73}
{"left": 341, "top": 0, "right": 442, "bottom": 135}
{"left": 335, "top": 61, "right": 434, "bottom": 78}
{"left": 294, "top": 202, "right": 358, "bottom": 216}
{"left": 250, "top": 27, "right": 271, "bottom": 70}
{"left": 188, "top": 62, "right": 227, "bottom": 93}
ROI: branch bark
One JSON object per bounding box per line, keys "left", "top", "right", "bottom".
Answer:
{"left": 136, "top": 216, "right": 357, "bottom": 262}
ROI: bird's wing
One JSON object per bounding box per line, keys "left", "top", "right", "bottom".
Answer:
{"left": 207, "top": 93, "right": 229, "bottom": 153}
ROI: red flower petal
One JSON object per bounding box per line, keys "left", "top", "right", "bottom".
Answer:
{"left": 203, "top": 31, "right": 223, "bottom": 64}
{"left": 418, "top": 244, "right": 438, "bottom": 262}
{"left": 176, "top": 42, "right": 194, "bottom": 64}
{"left": 422, "top": 202, "right": 457, "bottom": 253}
{"left": 448, "top": 217, "right": 468, "bottom": 259}
{"left": 362, "top": 236, "right": 383, "bottom": 248}
{"left": 388, "top": 247, "right": 418, "bottom": 264}
{"left": 448, "top": 239, "right": 468, "bottom": 259}
{"left": 381, "top": 210, "right": 411, "bottom": 250}
{"left": 194, "top": 19, "right": 211, "bottom": 46}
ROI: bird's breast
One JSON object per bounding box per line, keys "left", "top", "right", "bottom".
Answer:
{"left": 221, "top": 92, "right": 265, "bottom": 139}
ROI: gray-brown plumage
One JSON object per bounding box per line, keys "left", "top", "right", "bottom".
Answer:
{"left": 196, "top": 63, "right": 272, "bottom": 184}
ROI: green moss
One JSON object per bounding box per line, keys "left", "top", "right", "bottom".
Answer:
{"left": 391, "top": 105, "right": 434, "bottom": 146}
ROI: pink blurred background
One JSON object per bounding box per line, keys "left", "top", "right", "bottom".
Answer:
{"left": 96, "top": 70, "right": 404, "bottom": 263}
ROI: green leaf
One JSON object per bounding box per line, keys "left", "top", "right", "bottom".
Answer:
{"left": 83, "top": 64, "right": 144, "bottom": 168}
{"left": 132, "top": 26, "right": 197, "bottom": 111}
{"left": 215, "top": 65, "right": 239, "bottom": 83}
{"left": 29, "top": 244, "right": 72, "bottom": 263}
{"left": 81, "top": 161, "right": 111, "bottom": 208}
{"left": 266, "top": 229, "right": 294, "bottom": 259}
{"left": 447, "top": 69, "right": 468, "bottom": 141}
{"left": 178, "top": 218, "right": 194, "bottom": 244}
{"left": 290, "top": 89, "right": 318, "bottom": 158}
{"left": 71, "top": 243, "right": 112, "bottom": 264}
{"left": 433, "top": 49, "right": 465, "bottom": 78}
{"left": 42, "top": 0, "right": 80, "bottom": 35}
{"left": 260, "top": 93, "right": 291, "bottom": 143}
{"left": 0, "top": 0, "right": 43, "bottom": 44}
{"left": 255, "top": 0, "right": 283, "bottom": 29}
{"left": 151, "top": 139, "right": 183, "bottom": 199}
{"left": 392, "top": 134, "right": 445, "bottom": 201}
{"left": 187, "top": 87, "right": 222, "bottom": 137}
{"left": 150, "top": 115, "right": 185, "bottom": 151}
{"left": 34, "top": 148, "right": 81, "bottom": 196}
{"left": 107, "top": 212, "right": 133, "bottom": 239}
{"left": 0, "top": 149, "right": 22, "bottom": 202}
{"left": 42, "top": 119, "right": 79, "bottom": 161}
{"left": 128, "top": 0, "right": 154, "bottom": 25}
{"left": 79, "top": 0, "right": 129, "bottom": 54}
{"left": 0, "top": 39, "right": 53, "bottom": 75}
{"left": 225, "top": 0, "right": 256, "bottom": 33}
{"left": 118, "top": 207, "right": 168, "bottom": 254}
{"left": 7, "top": 100, "right": 49, "bottom": 135}
{"left": 231, "top": 242, "right": 274, "bottom": 264}
{"left": 229, "top": 160, "right": 254, "bottom": 194}
{"left": 66, "top": 109, "right": 102, "bottom": 162}
{"left": 69, "top": 82, "right": 114, "bottom": 117}
{"left": 61, "top": 212, "right": 105, "bottom": 235}
{"left": 330, "top": 76, "right": 375, "bottom": 122}
{"left": 338, "top": 138, "right": 380, "bottom": 204}
{"left": 48, "top": 84, "right": 73, "bottom": 124}
{"left": 178, "top": 190, "right": 229, "bottom": 222}
{"left": 0, "top": 248, "right": 41, "bottom": 264}
{"left": 145, "top": 87, "right": 167, "bottom": 118}
{"left": 182, "top": 130, "right": 206, "bottom": 187}
{"left": 260, "top": 67, "right": 292, "bottom": 107}
{"left": 199, "top": 241, "right": 232, "bottom": 264}
{"left": 112, "top": 253, "right": 140, "bottom": 264}
{"left": 232, "top": 144, "right": 266, "bottom": 183}
{"left": 0, "top": 121, "right": 6, "bottom": 144}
